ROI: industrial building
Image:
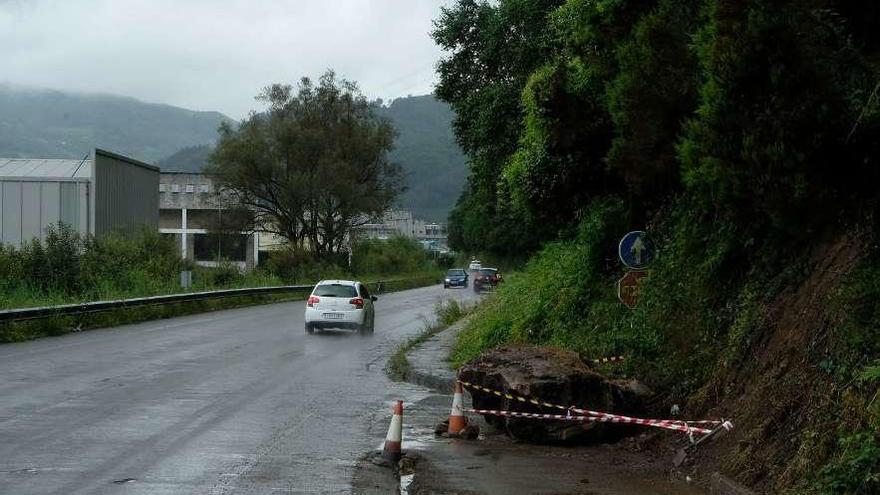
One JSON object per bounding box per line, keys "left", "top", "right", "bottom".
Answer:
{"left": 354, "top": 209, "right": 448, "bottom": 250}
{"left": 0, "top": 148, "right": 159, "bottom": 247}
{"left": 158, "top": 173, "right": 448, "bottom": 270}
{"left": 158, "top": 172, "right": 270, "bottom": 270}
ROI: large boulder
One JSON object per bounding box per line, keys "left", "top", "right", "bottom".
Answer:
{"left": 458, "top": 345, "right": 649, "bottom": 443}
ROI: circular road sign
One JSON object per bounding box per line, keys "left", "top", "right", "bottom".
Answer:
{"left": 618, "top": 231, "right": 656, "bottom": 269}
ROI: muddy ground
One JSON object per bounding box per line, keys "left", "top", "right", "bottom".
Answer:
{"left": 353, "top": 374, "right": 717, "bottom": 494}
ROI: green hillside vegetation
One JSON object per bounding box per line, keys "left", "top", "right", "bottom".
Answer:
{"left": 377, "top": 95, "right": 467, "bottom": 222}
{"left": 437, "top": 1, "right": 880, "bottom": 493}
{"left": 160, "top": 95, "right": 467, "bottom": 222}
{"left": 157, "top": 144, "right": 214, "bottom": 173}
{"left": 0, "top": 84, "right": 231, "bottom": 163}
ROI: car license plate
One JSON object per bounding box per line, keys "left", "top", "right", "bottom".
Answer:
{"left": 323, "top": 312, "right": 343, "bottom": 319}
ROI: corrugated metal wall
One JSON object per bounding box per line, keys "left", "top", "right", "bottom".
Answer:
{"left": 92, "top": 149, "right": 159, "bottom": 236}
{"left": 0, "top": 180, "right": 90, "bottom": 247}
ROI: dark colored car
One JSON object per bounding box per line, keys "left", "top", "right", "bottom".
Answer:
{"left": 444, "top": 268, "right": 469, "bottom": 289}
{"left": 473, "top": 268, "right": 502, "bottom": 293}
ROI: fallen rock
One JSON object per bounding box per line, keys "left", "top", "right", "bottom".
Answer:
{"left": 434, "top": 419, "right": 449, "bottom": 436}
{"left": 455, "top": 424, "right": 481, "bottom": 440}
{"left": 458, "top": 345, "right": 649, "bottom": 444}
{"left": 398, "top": 454, "right": 418, "bottom": 476}
{"left": 434, "top": 418, "right": 480, "bottom": 439}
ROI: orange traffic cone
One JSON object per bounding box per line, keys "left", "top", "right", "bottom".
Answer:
{"left": 448, "top": 382, "right": 468, "bottom": 435}
{"left": 382, "top": 400, "right": 403, "bottom": 462}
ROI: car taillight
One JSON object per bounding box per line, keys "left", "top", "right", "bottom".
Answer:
{"left": 349, "top": 297, "right": 365, "bottom": 309}
{"left": 307, "top": 296, "right": 320, "bottom": 307}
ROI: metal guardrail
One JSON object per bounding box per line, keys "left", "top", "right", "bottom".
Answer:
{"left": 0, "top": 285, "right": 315, "bottom": 323}
{"left": 0, "top": 275, "right": 439, "bottom": 324}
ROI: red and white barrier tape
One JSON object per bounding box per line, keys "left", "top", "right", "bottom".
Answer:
{"left": 567, "top": 406, "right": 728, "bottom": 429}
{"left": 465, "top": 408, "right": 724, "bottom": 435}
{"left": 458, "top": 380, "right": 726, "bottom": 426}
{"left": 592, "top": 355, "right": 626, "bottom": 365}
{"left": 458, "top": 380, "right": 733, "bottom": 442}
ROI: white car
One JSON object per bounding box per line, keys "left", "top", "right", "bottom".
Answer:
{"left": 305, "top": 280, "right": 377, "bottom": 335}
{"left": 468, "top": 259, "right": 482, "bottom": 271}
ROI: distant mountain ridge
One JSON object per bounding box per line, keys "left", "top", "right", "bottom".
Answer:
{"left": 0, "top": 85, "right": 467, "bottom": 222}
{"left": 377, "top": 95, "right": 467, "bottom": 223}
{"left": 0, "top": 84, "right": 232, "bottom": 163}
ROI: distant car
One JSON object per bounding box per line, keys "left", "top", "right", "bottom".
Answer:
{"left": 305, "top": 280, "right": 377, "bottom": 335}
{"left": 444, "top": 268, "right": 469, "bottom": 289}
{"left": 468, "top": 259, "right": 482, "bottom": 271}
{"left": 473, "top": 268, "right": 502, "bottom": 293}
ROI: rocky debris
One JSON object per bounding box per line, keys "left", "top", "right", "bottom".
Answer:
{"left": 434, "top": 419, "right": 448, "bottom": 436}
{"left": 458, "top": 345, "right": 650, "bottom": 444}
{"left": 365, "top": 451, "right": 395, "bottom": 468}
{"left": 398, "top": 454, "right": 418, "bottom": 476}
{"left": 434, "top": 418, "right": 481, "bottom": 439}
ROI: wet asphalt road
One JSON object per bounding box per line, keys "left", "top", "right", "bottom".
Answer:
{"left": 0, "top": 284, "right": 479, "bottom": 495}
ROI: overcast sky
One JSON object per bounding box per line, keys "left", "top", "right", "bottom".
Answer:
{"left": 0, "top": 0, "right": 452, "bottom": 119}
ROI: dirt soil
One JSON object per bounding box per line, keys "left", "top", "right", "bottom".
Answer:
{"left": 403, "top": 394, "right": 709, "bottom": 495}
{"left": 458, "top": 345, "right": 648, "bottom": 444}
{"left": 690, "top": 233, "right": 864, "bottom": 493}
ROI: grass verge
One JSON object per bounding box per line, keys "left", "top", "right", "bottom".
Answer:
{"left": 387, "top": 299, "right": 471, "bottom": 381}
{"left": 0, "top": 273, "right": 443, "bottom": 344}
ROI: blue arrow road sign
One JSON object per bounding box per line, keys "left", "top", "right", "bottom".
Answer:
{"left": 618, "top": 231, "right": 656, "bottom": 269}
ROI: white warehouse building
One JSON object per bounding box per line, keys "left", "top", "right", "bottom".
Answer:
{"left": 0, "top": 148, "right": 159, "bottom": 247}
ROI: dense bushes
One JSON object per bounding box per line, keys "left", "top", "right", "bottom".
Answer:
{"left": 0, "top": 225, "right": 285, "bottom": 309}
{"left": 263, "top": 245, "right": 348, "bottom": 283}
{"left": 262, "top": 236, "right": 438, "bottom": 282}
{"left": 810, "top": 256, "right": 880, "bottom": 494}
{"left": 1, "top": 225, "right": 444, "bottom": 310}
{"left": 351, "top": 236, "right": 432, "bottom": 275}
{"left": 451, "top": 200, "right": 634, "bottom": 366}
{"left": 438, "top": 0, "right": 880, "bottom": 256}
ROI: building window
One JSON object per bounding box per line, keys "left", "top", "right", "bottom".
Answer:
{"left": 171, "top": 184, "right": 180, "bottom": 193}
{"left": 193, "top": 233, "right": 247, "bottom": 262}
{"left": 159, "top": 184, "right": 167, "bottom": 192}
{"left": 185, "top": 185, "right": 195, "bottom": 193}
{"left": 199, "top": 184, "right": 211, "bottom": 193}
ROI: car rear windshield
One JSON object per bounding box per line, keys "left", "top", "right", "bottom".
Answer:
{"left": 447, "top": 269, "right": 466, "bottom": 276}
{"left": 479, "top": 269, "right": 497, "bottom": 276}
{"left": 313, "top": 284, "right": 358, "bottom": 297}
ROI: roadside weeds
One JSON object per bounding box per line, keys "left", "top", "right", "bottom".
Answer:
{"left": 386, "top": 299, "right": 471, "bottom": 382}
{"left": 0, "top": 274, "right": 442, "bottom": 344}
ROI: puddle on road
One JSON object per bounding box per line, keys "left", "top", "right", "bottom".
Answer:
{"left": 375, "top": 438, "right": 431, "bottom": 452}
{"left": 4, "top": 467, "right": 38, "bottom": 475}
{"left": 400, "top": 473, "right": 414, "bottom": 495}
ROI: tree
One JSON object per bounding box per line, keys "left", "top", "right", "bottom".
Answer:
{"left": 207, "top": 71, "right": 404, "bottom": 257}
{"left": 678, "top": 1, "right": 880, "bottom": 240}
{"left": 433, "top": 0, "right": 565, "bottom": 256}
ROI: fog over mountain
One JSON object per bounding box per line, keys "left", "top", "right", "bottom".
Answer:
{"left": 1, "top": 86, "right": 467, "bottom": 222}
{"left": 0, "top": 0, "right": 448, "bottom": 119}
{"left": 0, "top": 84, "right": 231, "bottom": 162}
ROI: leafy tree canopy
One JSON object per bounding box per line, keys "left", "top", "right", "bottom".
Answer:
{"left": 207, "top": 70, "right": 404, "bottom": 257}
{"left": 436, "top": 0, "right": 880, "bottom": 255}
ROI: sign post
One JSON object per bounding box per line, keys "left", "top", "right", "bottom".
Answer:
{"left": 617, "top": 231, "right": 656, "bottom": 308}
